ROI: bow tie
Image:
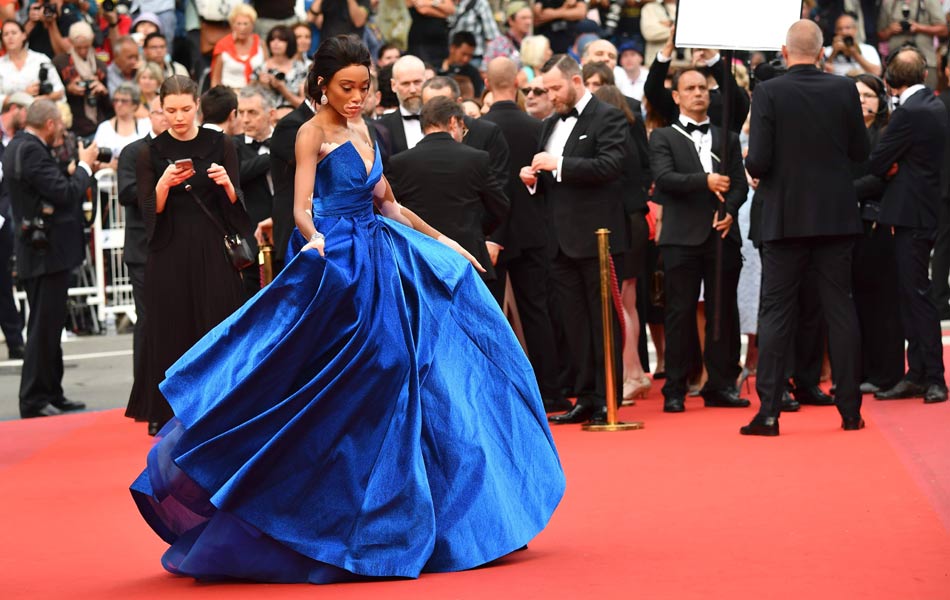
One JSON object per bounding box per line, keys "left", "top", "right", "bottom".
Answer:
{"left": 249, "top": 138, "right": 270, "bottom": 150}
{"left": 402, "top": 113, "right": 421, "bottom": 121}
{"left": 558, "top": 108, "right": 580, "bottom": 121}
{"left": 685, "top": 122, "right": 710, "bottom": 134}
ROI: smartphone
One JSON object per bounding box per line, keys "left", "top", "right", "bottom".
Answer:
{"left": 174, "top": 158, "right": 194, "bottom": 170}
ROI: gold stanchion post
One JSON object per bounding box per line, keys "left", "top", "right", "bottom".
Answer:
{"left": 259, "top": 244, "right": 274, "bottom": 288}
{"left": 583, "top": 229, "right": 644, "bottom": 432}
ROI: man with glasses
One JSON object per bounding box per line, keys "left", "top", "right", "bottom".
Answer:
{"left": 142, "top": 32, "right": 189, "bottom": 79}
{"left": 523, "top": 83, "right": 554, "bottom": 120}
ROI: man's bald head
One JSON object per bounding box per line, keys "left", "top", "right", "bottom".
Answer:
{"left": 784, "top": 19, "right": 823, "bottom": 63}
{"left": 486, "top": 57, "right": 518, "bottom": 92}
{"left": 583, "top": 39, "right": 619, "bottom": 70}
{"left": 392, "top": 55, "right": 425, "bottom": 79}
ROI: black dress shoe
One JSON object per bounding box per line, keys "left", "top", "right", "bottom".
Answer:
{"left": 543, "top": 397, "right": 574, "bottom": 413}
{"left": 50, "top": 397, "right": 86, "bottom": 411}
{"left": 653, "top": 370, "right": 666, "bottom": 380}
{"left": 841, "top": 416, "right": 865, "bottom": 431}
{"left": 548, "top": 403, "right": 594, "bottom": 424}
{"left": 740, "top": 416, "right": 779, "bottom": 436}
{"left": 147, "top": 421, "right": 162, "bottom": 436}
{"left": 859, "top": 381, "right": 880, "bottom": 394}
{"left": 874, "top": 380, "right": 927, "bottom": 400}
{"left": 587, "top": 407, "right": 608, "bottom": 425}
{"left": 701, "top": 388, "right": 751, "bottom": 408}
{"left": 924, "top": 384, "right": 948, "bottom": 404}
{"left": 663, "top": 396, "right": 685, "bottom": 413}
{"left": 21, "top": 404, "right": 63, "bottom": 418}
{"left": 7, "top": 344, "right": 24, "bottom": 360}
{"left": 781, "top": 391, "right": 800, "bottom": 412}
{"left": 793, "top": 385, "right": 834, "bottom": 406}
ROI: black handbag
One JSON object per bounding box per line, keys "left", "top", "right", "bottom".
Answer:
{"left": 184, "top": 183, "right": 255, "bottom": 271}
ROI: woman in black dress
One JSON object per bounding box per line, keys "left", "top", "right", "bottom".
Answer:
{"left": 125, "top": 75, "right": 251, "bottom": 435}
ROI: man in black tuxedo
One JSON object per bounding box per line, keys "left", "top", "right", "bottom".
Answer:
{"left": 744, "top": 20, "right": 869, "bottom": 436}
{"left": 645, "top": 26, "right": 750, "bottom": 133}
{"left": 0, "top": 94, "right": 31, "bottom": 360}
{"left": 650, "top": 68, "right": 749, "bottom": 414}
{"left": 871, "top": 47, "right": 949, "bottom": 405}
{"left": 521, "top": 54, "right": 628, "bottom": 425}
{"left": 118, "top": 96, "right": 167, "bottom": 415}
{"left": 234, "top": 86, "right": 276, "bottom": 299}
{"left": 481, "top": 56, "right": 567, "bottom": 413}
{"left": 387, "top": 96, "right": 509, "bottom": 282}
{"left": 377, "top": 55, "right": 427, "bottom": 168}
{"left": 268, "top": 98, "right": 315, "bottom": 274}
{"left": 3, "top": 100, "right": 98, "bottom": 418}
{"left": 420, "top": 76, "right": 510, "bottom": 200}
{"left": 930, "top": 52, "right": 950, "bottom": 320}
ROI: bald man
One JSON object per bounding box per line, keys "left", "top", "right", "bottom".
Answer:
{"left": 378, "top": 55, "right": 428, "bottom": 166}
{"left": 481, "top": 57, "right": 566, "bottom": 413}
{"left": 743, "top": 20, "right": 869, "bottom": 436}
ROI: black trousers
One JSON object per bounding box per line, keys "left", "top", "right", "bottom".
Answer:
{"left": 930, "top": 196, "right": 950, "bottom": 314}
{"left": 853, "top": 223, "right": 904, "bottom": 388}
{"left": 894, "top": 227, "right": 945, "bottom": 385}
{"left": 660, "top": 233, "right": 742, "bottom": 398}
{"left": 0, "top": 218, "right": 23, "bottom": 348}
{"left": 491, "top": 247, "right": 562, "bottom": 400}
{"left": 126, "top": 261, "right": 147, "bottom": 405}
{"left": 785, "top": 267, "right": 825, "bottom": 387}
{"left": 756, "top": 237, "right": 861, "bottom": 421}
{"left": 19, "top": 269, "right": 70, "bottom": 415}
{"left": 550, "top": 250, "right": 623, "bottom": 409}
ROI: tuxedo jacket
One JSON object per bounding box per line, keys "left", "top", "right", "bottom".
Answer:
{"left": 870, "top": 87, "right": 948, "bottom": 229}
{"left": 2, "top": 131, "right": 90, "bottom": 279}
{"left": 746, "top": 65, "right": 868, "bottom": 242}
{"left": 118, "top": 136, "right": 148, "bottom": 266}
{"left": 937, "top": 91, "right": 950, "bottom": 199}
{"left": 649, "top": 123, "right": 747, "bottom": 246}
{"left": 480, "top": 100, "right": 551, "bottom": 257}
{"left": 378, "top": 108, "right": 510, "bottom": 189}
{"left": 387, "top": 132, "right": 509, "bottom": 280}
{"left": 537, "top": 95, "right": 628, "bottom": 259}
{"left": 270, "top": 101, "right": 314, "bottom": 262}
{"left": 233, "top": 135, "right": 273, "bottom": 226}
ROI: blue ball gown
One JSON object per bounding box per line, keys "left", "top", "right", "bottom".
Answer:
{"left": 130, "top": 141, "right": 566, "bottom": 583}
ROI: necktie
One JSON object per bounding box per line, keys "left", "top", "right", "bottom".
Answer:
{"left": 685, "top": 122, "right": 710, "bottom": 134}
{"left": 402, "top": 113, "right": 421, "bottom": 121}
{"left": 250, "top": 138, "right": 270, "bottom": 151}
{"left": 559, "top": 108, "right": 580, "bottom": 121}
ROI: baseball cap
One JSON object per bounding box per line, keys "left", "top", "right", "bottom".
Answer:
{"left": 6, "top": 92, "right": 35, "bottom": 108}
{"left": 618, "top": 39, "right": 645, "bottom": 57}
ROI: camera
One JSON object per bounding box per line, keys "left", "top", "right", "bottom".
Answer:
{"left": 266, "top": 68, "right": 286, "bottom": 82}
{"left": 843, "top": 35, "right": 855, "bottom": 47}
{"left": 601, "top": 0, "right": 623, "bottom": 38}
{"left": 901, "top": 2, "right": 912, "bottom": 33}
{"left": 38, "top": 64, "right": 54, "bottom": 96}
{"left": 42, "top": 3, "right": 57, "bottom": 19}
{"left": 20, "top": 202, "right": 55, "bottom": 253}
{"left": 78, "top": 80, "right": 97, "bottom": 108}
{"left": 102, "top": 0, "right": 131, "bottom": 14}
{"left": 96, "top": 147, "right": 113, "bottom": 163}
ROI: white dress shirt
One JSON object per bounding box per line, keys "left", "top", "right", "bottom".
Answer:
{"left": 676, "top": 114, "right": 713, "bottom": 174}
{"left": 245, "top": 132, "right": 274, "bottom": 194}
{"left": 399, "top": 105, "right": 423, "bottom": 149}
{"left": 544, "top": 90, "right": 594, "bottom": 182}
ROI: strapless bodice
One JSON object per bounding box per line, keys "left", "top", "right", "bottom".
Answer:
{"left": 312, "top": 141, "right": 381, "bottom": 219}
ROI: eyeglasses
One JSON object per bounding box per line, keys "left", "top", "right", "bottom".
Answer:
{"left": 113, "top": 97, "right": 133, "bottom": 104}
{"left": 521, "top": 87, "right": 547, "bottom": 96}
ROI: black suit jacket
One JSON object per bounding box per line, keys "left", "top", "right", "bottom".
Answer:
{"left": 387, "top": 132, "right": 509, "bottom": 280}
{"left": 270, "top": 101, "right": 314, "bottom": 263}
{"left": 2, "top": 131, "right": 90, "bottom": 279}
{"left": 377, "top": 109, "right": 411, "bottom": 168}
{"left": 938, "top": 91, "right": 950, "bottom": 199}
{"left": 650, "top": 123, "right": 747, "bottom": 246}
{"left": 644, "top": 56, "right": 750, "bottom": 132}
{"left": 746, "top": 65, "right": 868, "bottom": 242}
{"left": 234, "top": 134, "right": 274, "bottom": 258}
{"left": 481, "top": 100, "right": 550, "bottom": 257}
{"left": 118, "top": 135, "right": 148, "bottom": 266}
{"left": 537, "top": 95, "right": 628, "bottom": 258}
{"left": 870, "top": 87, "right": 949, "bottom": 230}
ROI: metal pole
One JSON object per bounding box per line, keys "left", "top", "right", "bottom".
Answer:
{"left": 713, "top": 49, "right": 735, "bottom": 342}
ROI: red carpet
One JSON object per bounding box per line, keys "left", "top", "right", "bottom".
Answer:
{"left": 1, "top": 391, "right": 949, "bottom": 599}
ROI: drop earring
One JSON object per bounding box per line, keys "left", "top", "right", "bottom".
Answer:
{"left": 320, "top": 93, "right": 328, "bottom": 105}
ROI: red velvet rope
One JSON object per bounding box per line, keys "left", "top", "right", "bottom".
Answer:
{"left": 608, "top": 256, "right": 626, "bottom": 348}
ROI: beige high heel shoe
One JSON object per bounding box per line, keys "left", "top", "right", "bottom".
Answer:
{"left": 622, "top": 375, "right": 652, "bottom": 406}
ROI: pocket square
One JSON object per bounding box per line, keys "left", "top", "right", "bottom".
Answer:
{"left": 578, "top": 134, "right": 588, "bottom": 140}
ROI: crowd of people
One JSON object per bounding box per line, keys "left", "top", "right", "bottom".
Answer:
{"left": 1, "top": 0, "right": 950, "bottom": 439}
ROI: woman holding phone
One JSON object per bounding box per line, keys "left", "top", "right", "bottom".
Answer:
{"left": 124, "top": 75, "right": 251, "bottom": 436}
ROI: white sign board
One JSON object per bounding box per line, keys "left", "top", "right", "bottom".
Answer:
{"left": 674, "top": 0, "right": 802, "bottom": 51}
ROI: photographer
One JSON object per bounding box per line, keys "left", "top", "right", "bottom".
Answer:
{"left": 2, "top": 99, "right": 99, "bottom": 418}
{"left": 0, "top": 20, "right": 65, "bottom": 105}
{"left": 877, "top": 0, "right": 947, "bottom": 88}
{"left": 23, "top": 0, "right": 79, "bottom": 59}
{"left": 52, "top": 20, "right": 112, "bottom": 138}
{"left": 254, "top": 25, "right": 306, "bottom": 107}
{"left": 824, "top": 12, "right": 882, "bottom": 76}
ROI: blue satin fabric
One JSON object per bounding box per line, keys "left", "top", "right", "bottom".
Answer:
{"left": 130, "top": 142, "right": 565, "bottom": 583}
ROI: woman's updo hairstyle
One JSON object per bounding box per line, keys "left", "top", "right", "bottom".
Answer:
{"left": 159, "top": 75, "right": 199, "bottom": 104}
{"left": 307, "top": 34, "right": 372, "bottom": 101}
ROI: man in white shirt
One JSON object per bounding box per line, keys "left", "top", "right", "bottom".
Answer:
{"left": 616, "top": 39, "right": 647, "bottom": 101}
{"left": 823, "top": 13, "right": 882, "bottom": 77}
{"left": 378, "top": 55, "right": 427, "bottom": 168}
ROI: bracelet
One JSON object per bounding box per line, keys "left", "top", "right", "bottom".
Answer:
{"left": 310, "top": 231, "right": 325, "bottom": 243}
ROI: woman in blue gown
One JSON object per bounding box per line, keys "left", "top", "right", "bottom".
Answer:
{"left": 130, "top": 35, "right": 565, "bottom": 584}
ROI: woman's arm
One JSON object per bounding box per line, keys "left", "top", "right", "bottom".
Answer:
{"left": 294, "top": 121, "right": 324, "bottom": 253}
{"left": 210, "top": 53, "right": 223, "bottom": 87}
{"left": 373, "top": 175, "right": 414, "bottom": 227}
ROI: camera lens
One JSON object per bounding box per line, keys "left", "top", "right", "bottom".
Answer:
{"left": 97, "top": 148, "right": 113, "bottom": 163}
